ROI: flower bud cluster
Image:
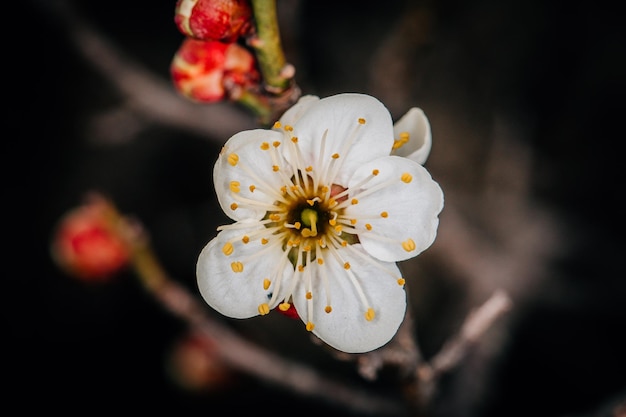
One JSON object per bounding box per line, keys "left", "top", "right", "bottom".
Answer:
{"left": 171, "top": 0, "right": 259, "bottom": 103}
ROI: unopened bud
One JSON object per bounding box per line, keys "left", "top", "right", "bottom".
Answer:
{"left": 170, "top": 38, "right": 259, "bottom": 103}
{"left": 174, "top": 0, "right": 253, "bottom": 43}
{"left": 51, "top": 197, "right": 130, "bottom": 282}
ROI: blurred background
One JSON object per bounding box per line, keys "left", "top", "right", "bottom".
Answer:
{"left": 12, "top": 0, "right": 625, "bottom": 415}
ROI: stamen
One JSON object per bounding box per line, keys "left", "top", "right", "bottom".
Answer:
{"left": 279, "top": 302, "right": 291, "bottom": 311}
{"left": 263, "top": 278, "right": 271, "bottom": 290}
{"left": 231, "top": 261, "right": 244, "bottom": 272}
{"left": 222, "top": 242, "right": 234, "bottom": 256}
{"left": 365, "top": 308, "right": 375, "bottom": 321}
{"left": 401, "top": 173, "right": 413, "bottom": 183}
{"left": 227, "top": 153, "right": 239, "bottom": 166}
{"left": 229, "top": 181, "right": 240, "bottom": 193}
{"left": 306, "top": 322, "right": 315, "bottom": 331}
{"left": 402, "top": 238, "right": 416, "bottom": 252}
{"left": 258, "top": 303, "right": 270, "bottom": 315}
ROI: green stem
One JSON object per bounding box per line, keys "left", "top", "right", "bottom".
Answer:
{"left": 250, "top": 0, "right": 290, "bottom": 93}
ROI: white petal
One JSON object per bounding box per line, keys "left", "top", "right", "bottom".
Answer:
{"left": 286, "top": 93, "right": 395, "bottom": 186}
{"left": 292, "top": 244, "right": 406, "bottom": 353}
{"left": 277, "top": 95, "right": 320, "bottom": 127}
{"left": 214, "top": 129, "right": 288, "bottom": 221}
{"left": 196, "top": 222, "right": 294, "bottom": 319}
{"left": 392, "top": 107, "right": 432, "bottom": 165}
{"left": 345, "top": 156, "right": 444, "bottom": 262}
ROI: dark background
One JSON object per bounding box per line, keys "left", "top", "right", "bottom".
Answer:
{"left": 11, "top": 0, "right": 625, "bottom": 416}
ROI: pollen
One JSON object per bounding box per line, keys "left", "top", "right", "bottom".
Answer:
{"left": 397, "top": 278, "right": 406, "bottom": 286}
{"left": 365, "top": 223, "right": 372, "bottom": 230}
{"left": 325, "top": 306, "right": 332, "bottom": 313}
{"left": 260, "top": 142, "right": 270, "bottom": 150}
{"left": 227, "top": 153, "right": 239, "bottom": 166}
{"left": 358, "top": 117, "right": 366, "bottom": 124}
{"left": 261, "top": 238, "right": 269, "bottom": 245}
{"left": 291, "top": 136, "right": 298, "bottom": 143}
{"left": 401, "top": 173, "right": 413, "bottom": 183}
{"left": 258, "top": 303, "right": 270, "bottom": 315}
{"left": 402, "top": 238, "right": 416, "bottom": 252}
{"left": 332, "top": 153, "right": 340, "bottom": 159}
{"left": 273, "top": 165, "right": 280, "bottom": 172}
{"left": 298, "top": 265, "right": 305, "bottom": 272}
{"left": 380, "top": 211, "right": 388, "bottom": 218}
{"left": 273, "top": 121, "right": 281, "bottom": 129}
{"left": 350, "top": 219, "right": 357, "bottom": 225}
{"left": 279, "top": 302, "right": 291, "bottom": 311}
{"left": 273, "top": 141, "right": 281, "bottom": 147}
{"left": 344, "top": 262, "right": 350, "bottom": 269}
{"left": 306, "top": 322, "right": 315, "bottom": 331}
{"left": 230, "top": 203, "right": 238, "bottom": 210}
{"left": 305, "top": 166, "right": 313, "bottom": 172}
{"left": 306, "top": 291, "right": 312, "bottom": 299}
{"left": 231, "top": 261, "right": 244, "bottom": 272}
{"left": 365, "top": 308, "right": 376, "bottom": 321}
{"left": 284, "top": 125, "right": 294, "bottom": 132}
{"left": 263, "top": 278, "right": 271, "bottom": 290}
{"left": 351, "top": 198, "right": 359, "bottom": 205}
{"left": 249, "top": 185, "right": 256, "bottom": 192}
{"left": 242, "top": 235, "right": 250, "bottom": 244}
{"left": 222, "top": 242, "right": 234, "bottom": 256}
{"left": 229, "top": 181, "right": 240, "bottom": 193}
{"left": 317, "top": 258, "right": 324, "bottom": 265}
{"left": 372, "top": 169, "right": 379, "bottom": 176}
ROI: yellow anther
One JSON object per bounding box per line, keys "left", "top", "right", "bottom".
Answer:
{"left": 258, "top": 303, "right": 270, "bottom": 315}
{"left": 231, "top": 261, "right": 243, "bottom": 272}
{"left": 227, "top": 153, "right": 239, "bottom": 166}
{"left": 230, "top": 203, "right": 238, "bottom": 210}
{"left": 328, "top": 198, "right": 336, "bottom": 206}
{"left": 306, "top": 322, "right": 315, "bottom": 332}
{"left": 260, "top": 142, "right": 270, "bottom": 150}
{"left": 222, "top": 242, "right": 234, "bottom": 256}
{"left": 402, "top": 238, "right": 416, "bottom": 252}
{"left": 301, "top": 228, "right": 316, "bottom": 237}
{"left": 291, "top": 136, "right": 298, "bottom": 143}
{"left": 329, "top": 219, "right": 336, "bottom": 226}
{"left": 372, "top": 169, "right": 379, "bottom": 176}
{"left": 229, "top": 181, "right": 240, "bottom": 193}
{"left": 272, "top": 141, "right": 281, "bottom": 147}
{"left": 306, "top": 199, "right": 315, "bottom": 206}
{"left": 249, "top": 185, "right": 256, "bottom": 192}
{"left": 351, "top": 198, "right": 359, "bottom": 205}
{"left": 381, "top": 211, "right": 388, "bottom": 218}
{"left": 321, "top": 186, "right": 329, "bottom": 193}
{"left": 317, "top": 237, "right": 326, "bottom": 247}
{"left": 270, "top": 214, "right": 281, "bottom": 221}
{"left": 344, "top": 262, "right": 350, "bottom": 270}
{"left": 332, "top": 153, "right": 340, "bottom": 159}
{"left": 261, "top": 238, "right": 269, "bottom": 245}
{"left": 306, "top": 292, "right": 312, "bottom": 300}
{"left": 305, "top": 166, "right": 313, "bottom": 172}
{"left": 350, "top": 219, "right": 357, "bottom": 225}
{"left": 303, "top": 245, "right": 311, "bottom": 252}
{"left": 397, "top": 278, "right": 406, "bottom": 286}
{"left": 272, "top": 165, "right": 280, "bottom": 172}
{"left": 334, "top": 225, "right": 342, "bottom": 233}
{"left": 292, "top": 221, "right": 300, "bottom": 229}
{"left": 358, "top": 117, "right": 366, "bottom": 124}
{"left": 341, "top": 241, "right": 348, "bottom": 247}
{"left": 317, "top": 258, "right": 324, "bottom": 265}
{"left": 280, "top": 186, "right": 287, "bottom": 194}
{"left": 401, "top": 173, "right": 413, "bottom": 183}
{"left": 298, "top": 264, "right": 305, "bottom": 272}
{"left": 284, "top": 125, "right": 293, "bottom": 132}
{"left": 290, "top": 185, "right": 298, "bottom": 191}
{"left": 242, "top": 235, "right": 250, "bottom": 244}
{"left": 324, "top": 306, "right": 332, "bottom": 313}
{"left": 392, "top": 139, "right": 403, "bottom": 150}
{"left": 399, "top": 132, "right": 409, "bottom": 140}
{"left": 365, "top": 223, "right": 372, "bottom": 231}
{"left": 273, "top": 121, "right": 281, "bottom": 129}
{"left": 279, "top": 302, "right": 291, "bottom": 311}
{"left": 365, "top": 308, "right": 376, "bottom": 321}
{"left": 263, "top": 278, "right": 271, "bottom": 290}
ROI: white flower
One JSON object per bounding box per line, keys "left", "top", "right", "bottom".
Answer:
{"left": 196, "top": 93, "right": 444, "bottom": 353}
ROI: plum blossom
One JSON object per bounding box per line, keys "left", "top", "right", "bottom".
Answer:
{"left": 197, "top": 93, "right": 444, "bottom": 353}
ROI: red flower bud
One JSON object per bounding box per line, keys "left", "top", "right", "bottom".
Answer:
{"left": 174, "top": 0, "right": 253, "bottom": 43}
{"left": 51, "top": 197, "right": 130, "bottom": 282}
{"left": 170, "top": 38, "right": 259, "bottom": 103}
